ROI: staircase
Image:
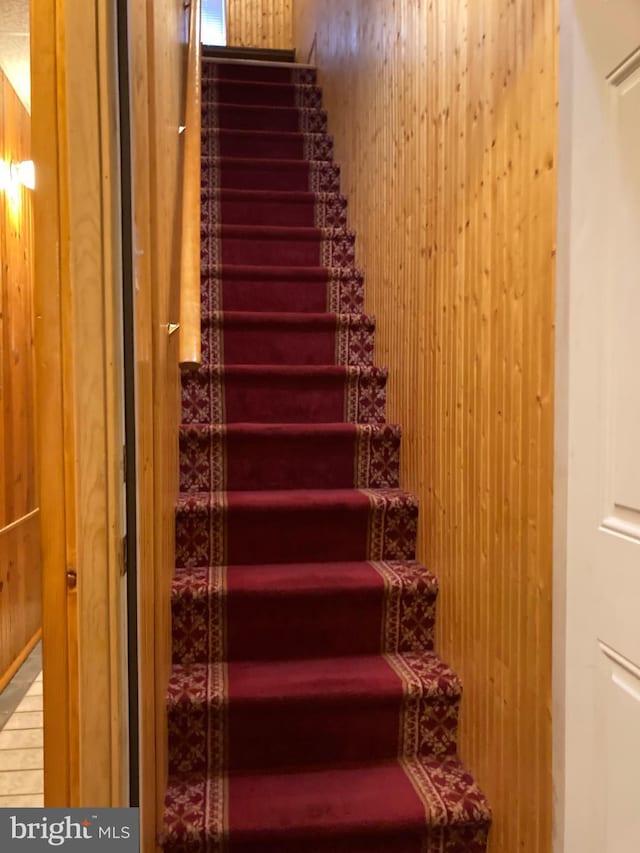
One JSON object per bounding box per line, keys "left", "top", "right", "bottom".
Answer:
{"left": 161, "top": 57, "right": 491, "bottom": 853}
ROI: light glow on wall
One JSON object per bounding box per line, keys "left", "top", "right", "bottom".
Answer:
{"left": 13, "top": 159, "right": 34, "bottom": 189}
{"left": 0, "top": 158, "right": 34, "bottom": 225}
{"left": 0, "top": 158, "right": 35, "bottom": 191}
{"left": 0, "top": 159, "right": 9, "bottom": 191}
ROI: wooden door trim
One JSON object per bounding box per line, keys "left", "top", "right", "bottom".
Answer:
{"left": 31, "top": 0, "right": 75, "bottom": 807}
{"left": 31, "top": 0, "right": 127, "bottom": 807}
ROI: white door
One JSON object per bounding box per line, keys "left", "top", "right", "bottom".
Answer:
{"left": 556, "top": 2, "right": 640, "bottom": 852}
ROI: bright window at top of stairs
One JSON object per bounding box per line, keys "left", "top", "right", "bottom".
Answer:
{"left": 202, "top": 0, "right": 226, "bottom": 46}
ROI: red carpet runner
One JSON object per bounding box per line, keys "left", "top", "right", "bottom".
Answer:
{"left": 162, "top": 57, "right": 491, "bottom": 852}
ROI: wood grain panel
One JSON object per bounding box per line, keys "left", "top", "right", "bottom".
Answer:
{"left": 179, "top": 0, "right": 202, "bottom": 368}
{"left": 293, "top": 3, "right": 556, "bottom": 851}
{"left": 30, "top": 0, "right": 76, "bottom": 804}
{"left": 127, "top": 5, "right": 157, "bottom": 845}
{"left": 128, "top": 0, "right": 187, "bottom": 847}
{"left": 0, "top": 68, "right": 41, "bottom": 685}
{"left": 227, "top": 0, "right": 293, "bottom": 49}
{"left": 65, "top": 0, "right": 127, "bottom": 805}
{"left": 31, "top": 0, "right": 127, "bottom": 808}
{"left": 0, "top": 512, "right": 41, "bottom": 683}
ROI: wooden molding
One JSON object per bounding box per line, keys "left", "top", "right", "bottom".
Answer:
{"left": 31, "top": 0, "right": 127, "bottom": 809}
{"left": 0, "top": 510, "right": 39, "bottom": 538}
{"left": 31, "top": 0, "right": 75, "bottom": 807}
{"left": 0, "top": 628, "right": 42, "bottom": 694}
{"left": 131, "top": 0, "right": 189, "bottom": 846}
{"left": 178, "top": 0, "right": 202, "bottom": 368}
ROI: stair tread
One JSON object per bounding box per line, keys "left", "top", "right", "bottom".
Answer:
{"left": 201, "top": 80, "right": 322, "bottom": 111}
{"left": 203, "top": 127, "right": 330, "bottom": 139}
{"left": 202, "top": 154, "right": 333, "bottom": 168}
{"left": 179, "top": 422, "right": 397, "bottom": 436}
{"left": 172, "top": 558, "right": 432, "bottom": 593}
{"left": 181, "top": 364, "right": 387, "bottom": 426}
{"left": 187, "top": 363, "right": 386, "bottom": 377}
{"left": 202, "top": 103, "right": 327, "bottom": 118}
{"left": 203, "top": 263, "right": 363, "bottom": 280}
{"left": 202, "top": 52, "right": 302, "bottom": 67}
{"left": 203, "top": 102, "right": 328, "bottom": 135}
{"left": 201, "top": 310, "right": 372, "bottom": 326}
{"left": 208, "top": 223, "right": 353, "bottom": 238}
{"left": 204, "top": 101, "right": 325, "bottom": 112}
{"left": 202, "top": 130, "right": 335, "bottom": 163}
{"left": 168, "top": 651, "right": 461, "bottom": 705}
{"left": 203, "top": 188, "right": 344, "bottom": 202}
{"left": 179, "top": 423, "right": 400, "bottom": 491}
{"left": 171, "top": 560, "right": 437, "bottom": 664}
{"left": 163, "top": 757, "right": 491, "bottom": 840}
{"left": 205, "top": 79, "right": 320, "bottom": 93}
{"left": 177, "top": 487, "right": 416, "bottom": 508}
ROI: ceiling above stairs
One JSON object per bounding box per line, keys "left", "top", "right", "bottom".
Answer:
{"left": 0, "top": 0, "right": 30, "bottom": 113}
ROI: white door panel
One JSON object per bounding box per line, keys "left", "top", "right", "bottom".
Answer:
{"left": 557, "top": 1, "right": 640, "bottom": 850}
{"left": 605, "top": 52, "right": 640, "bottom": 527}
{"left": 597, "top": 645, "right": 640, "bottom": 853}
{"left": 579, "top": 1, "right": 640, "bottom": 75}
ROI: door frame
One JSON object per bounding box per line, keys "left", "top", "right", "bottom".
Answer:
{"left": 554, "top": 1, "right": 640, "bottom": 850}
{"left": 31, "top": 0, "right": 128, "bottom": 806}
{"left": 553, "top": 2, "right": 572, "bottom": 847}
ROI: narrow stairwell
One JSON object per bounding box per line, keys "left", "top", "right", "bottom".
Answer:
{"left": 162, "top": 57, "right": 491, "bottom": 853}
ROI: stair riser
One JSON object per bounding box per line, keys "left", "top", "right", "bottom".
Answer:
{"left": 202, "top": 158, "right": 340, "bottom": 194}
{"left": 201, "top": 232, "right": 355, "bottom": 268}
{"left": 201, "top": 272, "right": 365, "bottom": 315}
{"left": 167, "top": 694, "right": 459, "bottom": 775}
{"left": 201, "top": 322, "right": 373, "bottom": 367}
{"left": 172, "top": 585, "right": 436, "bottom": 664}
{"left": 185, "top": 828, "right": 489, "bottom": 853}
{"left": 201, "top": 193, "right": 347, "bottom": 228}
{"left": 202, "top": 129, "right": 334, "bottom": 161}
{"left": 204, "top": 63, "right": 317, "bottom": 86}
{"left": 203, "top": 103, "right": 328, "bottom": 133}
{"left": 202, "top": 79, "right": 323, "bottom": 110}
{"left": 171, "top": 561, "right": 438, "bottom": 664}
{"left": 162, "top": 825, "right": 489, "bottom": 853}
{"left": 179, "top": 427, "right": 398, "bottom": 491}
{"left": 175, "top": 496, "right": 417, "bottom": 566}
{"left": 181, "top": 371, "right": 387, "bottom": 425}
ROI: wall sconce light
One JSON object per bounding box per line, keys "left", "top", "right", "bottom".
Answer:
{"left": 13, "top": 160, "right": 35, "bottom": 190}
{"left": 0, "top": 159, "right": 36, "bottom": 191}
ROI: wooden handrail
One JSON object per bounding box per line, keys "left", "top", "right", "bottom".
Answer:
{"left": 179, "top": 0, "right": 202, "bottom": 368}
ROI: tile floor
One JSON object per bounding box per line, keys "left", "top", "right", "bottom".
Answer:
{"left": 0, "top": 642, "right": 44, "bottom": 806}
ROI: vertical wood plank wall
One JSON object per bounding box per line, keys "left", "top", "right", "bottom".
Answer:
{"left": 0, "top": 69, "right": 41, "bottom": 686}
{"left": 293, "top": 3, "right": 556, "bottom": 852}
{"left": 128, "top": 1, "right": 186, "bottom": 847}
{"left": 227, "top": 0, "right": 293, "bottom": 49}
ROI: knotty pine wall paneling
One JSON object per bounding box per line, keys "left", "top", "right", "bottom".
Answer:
{"left": 227, "top": 0, "right": 293, "bottom": 49}
{"left": 128, "top": 0, "right": 186, "bottom": 846}
{"left": 0, "top": 68, "right": 41, "bottom": 688}
{"left": 293, "top": 3, "right": 556, "bottom": 852}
